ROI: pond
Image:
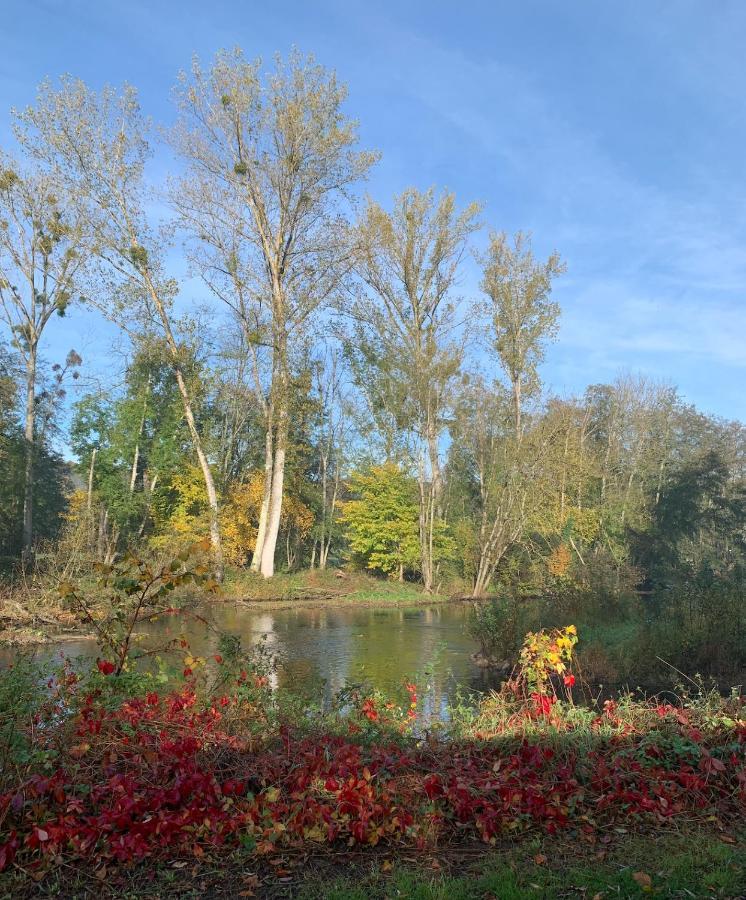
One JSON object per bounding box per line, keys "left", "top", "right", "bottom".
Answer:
{"left": 3, "top": 601, "right": 503, "bottom": 718}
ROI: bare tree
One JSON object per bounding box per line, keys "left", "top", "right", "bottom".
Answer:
{"left": 0, "top": 154, "right": 86, "bottom": 554}
{"left": 169, "top": 49, "right": 376, "bottom": 577}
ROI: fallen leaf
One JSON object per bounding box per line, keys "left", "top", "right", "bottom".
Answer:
{"left": 69, "top": 743, "right": 90, "bottom": 759}
{"left": 632, "top": 871, "right": 652, "bottom": 891}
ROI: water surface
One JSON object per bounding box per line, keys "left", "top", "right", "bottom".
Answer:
{"left": 5, "top": 601, "right": 501, "bottom": 716}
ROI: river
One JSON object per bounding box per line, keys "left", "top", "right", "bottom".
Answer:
{"left": 3, "top": 601, "right": 503, "bottom": 718}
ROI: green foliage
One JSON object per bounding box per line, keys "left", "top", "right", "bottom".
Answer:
{"left": 341, "top": 464, "right": 421, "bottom": 578}
{"left": 468, "top": 595, "right": 534, "bottom": 664}
{"left": 0, "top": 346, "right": 69, "bottom": 564}
{"left": 0, "top": 653, "right": 53, "bottom": 771}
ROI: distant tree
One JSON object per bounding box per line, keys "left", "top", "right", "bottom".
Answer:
{"left": 70, "top": 341, "right": 192, "bottom": 560}
{"left": 0, "top": 154, "right": 86, "bottom": 553}
{"left": 308, "top": 347, "right": 348, "bottom": 570}
{"left": 451, "top": 378, "right": 561, "bottom": 596}
{"left": 479, "top": 231, "right": 564, "bottom": 439}
{"left": 641, "top": 448, "right": 746, "bottom": 589}
{"left": 347, "top": 187, "right": 481, "bottom": 591}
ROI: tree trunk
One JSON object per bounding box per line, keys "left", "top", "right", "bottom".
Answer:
{"left": 418, "top": 467, "right": 434, "bottom": 593}
{"left": 86, "top": 447, "right": 97, "bottom": 514}
{"left": 137, "top": 472, "right": 158, "bottom": 539}
{"left": 144, "top": 273, "right": 223, "bottom": 579}
{"left": 22, "top": 343, "right": 37, "bottom": 555}
{"left": 260, "top": 398, "right": 287, "bottom": 578}
{"left": 97, "top": 507, "right": 108, "bottom": 562}
{"left": 251, "top": 422, "right": 274, "bottom": 571}
{"left": 174, "top": 365, "right": 224, "bottom": 579}
{"left": 319, "top": 449, "right": 328, "bottom": 570}
{"left": 128, "top": 384, "right": 148, "bottom": 494}
{"left": 129, "top": 444, "right": 139, "bottom": 494}
{"left": 320, "top": 471, "right": 340, "bottom": 570}
{"left": 513, "top": 376, "right": 522, "bottom": 441}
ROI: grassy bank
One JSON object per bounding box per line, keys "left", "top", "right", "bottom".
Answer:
{"left": 221, "top": 567, "right": 447, "bottom": 607}
{"left": 0, "top": 566, "right": 447, "bottom": 646}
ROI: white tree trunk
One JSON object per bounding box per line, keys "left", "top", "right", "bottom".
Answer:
{"left": 251, "top": 423, "right": 274, "bottom": 571}
{"left": 260, "top": 412, "right": 287, "bottom": 578}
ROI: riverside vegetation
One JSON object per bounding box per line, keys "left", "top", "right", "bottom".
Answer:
{"left": 0, "top": 551, "right": 744, "bottom": 897}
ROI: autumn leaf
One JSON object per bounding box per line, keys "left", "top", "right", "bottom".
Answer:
{"left": 69, "top": 743, "right": 90, "bottom": 759}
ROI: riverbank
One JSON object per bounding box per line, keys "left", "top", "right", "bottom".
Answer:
{"left": 1, "top": 652, "right": 744, "bottom": 897}
{"left": 221, "top": 568, "right": 450, "bottom": 608}
{"left": 0, "top": 567, "right": 451, "bottom": 646}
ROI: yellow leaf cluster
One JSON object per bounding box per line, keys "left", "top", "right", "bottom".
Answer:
{"left": 547, "top": 543, "right": 571, "bottom": 577}
{"left": 220, "top": 473, "right": 314, "bottom": 567}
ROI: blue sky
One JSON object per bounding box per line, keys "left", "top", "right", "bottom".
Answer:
{"left": 2, "top": 0, "right": 745, "bottom": 421}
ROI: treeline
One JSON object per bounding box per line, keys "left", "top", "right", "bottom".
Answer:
{"left": 0, "top": 50, "right": 744, "bottom": 648}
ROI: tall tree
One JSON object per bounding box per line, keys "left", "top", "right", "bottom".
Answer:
{"left": 14, "top": 77, "right": 225, "bottom": 577}
{"left": 170, "top": 48, "right": 377, "bottom": 577}
{"left": 0, "top": 155, "right": 85, "bottom": 554}
{"left": 479, "top": 231, "right": 564, "bottom": 440}
{"left": 309, "top": 346, "right": 347, "bottom": 570}
{"left": 347, "top": 187, "right": 481, "bottom": 591}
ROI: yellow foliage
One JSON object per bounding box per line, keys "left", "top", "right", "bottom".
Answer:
{"left": 149, "top": 465, "right": 209, "bottom": 553}
{"left": 63, "top": 489, "right": 88, "bottom": 524}
{"left": 566, "top": 506, "right": 600, "bottom": 544}
{"left": 150, "top": 467, "right": 314, "bottom": 565}
{"left": 220, "top": 473, "right": 314, "bottom": 567}
{"left": 547, "top": 543, "right": 572, "bottom": 577}
{"left": 220, "top": 476, "right": 263, "bottom": 566}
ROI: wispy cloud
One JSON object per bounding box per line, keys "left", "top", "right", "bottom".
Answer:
{"left": 350, "top": 13, "right": 746, "bottom": 416}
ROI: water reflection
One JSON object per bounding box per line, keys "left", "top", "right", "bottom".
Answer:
{"left": 3, "top": 601, "right": 501, "bottom": 713}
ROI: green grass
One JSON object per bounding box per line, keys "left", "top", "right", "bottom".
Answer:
{"left": 221, "top": 566, "right": 446, "bottom": 606}
{"left": 297, "top": 831, "right": 746, "bottom": 900}
{"left": 3, "top": 830, "right": 742, "bottom": 898}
